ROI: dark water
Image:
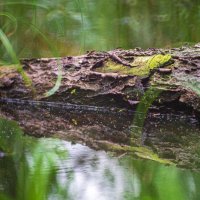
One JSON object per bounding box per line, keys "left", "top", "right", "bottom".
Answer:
{"left": 0, "top": 0, "right": 200, "bottom": 58}
{"left": 0, "top": 118, "right": 200, "bottom": 200}
{"left": 1, "top": 0, "right": 200, "bottom": 199}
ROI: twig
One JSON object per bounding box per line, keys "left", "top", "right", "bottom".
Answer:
{"left": 118, "top": 152, "right": 127, "bottom": 159}
{"left": 107, "top": 52, "right": 133, "bottom": 67}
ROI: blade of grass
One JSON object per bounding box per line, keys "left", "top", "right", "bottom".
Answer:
{"left": 0, "top": 2, "right": 48, "bottom": 10}
{"left": 75, "top": 0, "right": 85, "bottom": 54}
{"left": 0, "top": 2, "right": 64, "bottom": 97}
{"left": 0, "top": 12, "right": 18, "bottom": 37}
{"left": 44, "top": 61, "right": 62, "bottom": 97}
{"left": 19, "top": 21, "right": 63, "bottom": 97}
{"left": 0, "top": 29, "right": 32, "bottom": 87}
{"left": 0, "top": 29, "right": 18, "bottom": 63}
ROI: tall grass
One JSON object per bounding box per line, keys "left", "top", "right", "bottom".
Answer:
{"left": 0, "top": 1, "right": 64, "bottom": 96}
{"left": 0, "top": 29, "right": 33, "bottom": 88}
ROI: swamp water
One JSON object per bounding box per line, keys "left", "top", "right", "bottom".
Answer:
{"left": 0, "top": 105, "right": 200, "bottom": 200}
{"left": 0, "top": 0, "right": 200, "bottom": 57}
{"left": 0, "top": 118, "right": 200, "bottom": 200}
{"left": 1, "top": 0, "right": 200, "bottom": 199}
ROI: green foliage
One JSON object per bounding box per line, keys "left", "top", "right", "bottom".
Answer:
{"left": 0, "top": 29, "right": 32, "bottom": 88}
{"left": 0, "top": 118, "right": 24, "bottom": 155}
{"left": 0, "top": 118, "right": 69, "bottom": 200}
{"left": 0, "top": 0, "right": 199, "bottom": 57}
{"left": 0, "top": 2, "right": 63, "bottom": 96}
{"left": 121, "top": 157, "right": 200, "bottom": 200}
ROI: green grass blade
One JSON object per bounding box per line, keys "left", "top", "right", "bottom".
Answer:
{"left": 44, "top": 60, "right": 62, "bottom": 97}
{"left": 0, "top": 2, "right": 48, "bottom": 9}
{"left": 20, "top": 21, "right": 63, "bottom": 97}
{"left": 0, "top": 12, "right": 18, "bottom": 37}
{"left": 131, "top": 87, "right": 161, "bottom": 144}
{"left": 0, "top": 29, "right": 32, "bottom": 87}
{"left": 0, "top": 29, "right": 18, "bottom": 63}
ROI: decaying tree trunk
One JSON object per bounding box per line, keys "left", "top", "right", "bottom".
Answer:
{"left": 0, "top": 44, "right": 200, "bottom": 169}
{"left": 0, "top": 44, "right": 200, "bottom": 115}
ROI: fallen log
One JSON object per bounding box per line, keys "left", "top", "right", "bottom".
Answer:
{"left": 0, "top": 44, "right": 200, "bottom": 115}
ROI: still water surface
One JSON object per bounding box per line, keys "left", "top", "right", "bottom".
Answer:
{"left": 0, "top": 117, "right": 200, "bottom": 200}
{"left": 0, "top": 0, "right": 200, "bottom": 58}
{"left": 0, "top": 118, "right": 200, "bottom": 200}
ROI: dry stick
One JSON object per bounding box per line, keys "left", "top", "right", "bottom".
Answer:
{"left": 107, "top": 52, "right": 133, "bottom": 67}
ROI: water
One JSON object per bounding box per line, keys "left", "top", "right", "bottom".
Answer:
{"left": 0, "top": 105, "right": 200, "bottom": 200}
{"left": 0, "top": 0, "right": 200, "bottom": 58}
{"left": 1, "top": 0, "right": 200, "bottom": 199}
{"left": 0, "top": 118, "right": 200, "bottom": 200}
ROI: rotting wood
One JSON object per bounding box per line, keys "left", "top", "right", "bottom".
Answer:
{"left": 0, "top": 44, "right": 199, "bottom": 116}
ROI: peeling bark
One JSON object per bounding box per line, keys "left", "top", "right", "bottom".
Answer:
{"left": 0, "top": 44, "right": 199, "bottom": 114}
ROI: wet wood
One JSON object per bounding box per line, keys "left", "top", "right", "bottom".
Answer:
{"left": 0, "top": 44, "right": 200, "bottom": 116}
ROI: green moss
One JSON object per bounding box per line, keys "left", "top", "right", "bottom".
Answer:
{"left": 97, "top": 54, "right": 172, "bottom": 76}
{"left": 99, "top": 141, "right": 174, "bottom": 165}
{"left": 146, "top": 54, "right": 172, "bottom": 70}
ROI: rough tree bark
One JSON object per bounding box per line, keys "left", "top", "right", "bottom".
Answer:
{"left": 0, "top": 44, "right": 200, "bottom": 114}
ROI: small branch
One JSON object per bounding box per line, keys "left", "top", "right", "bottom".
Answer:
{"left": 107, "top": 52, "right": 133, "bottom": 67}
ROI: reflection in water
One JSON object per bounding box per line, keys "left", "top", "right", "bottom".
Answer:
{"left": 0, "top": 118, "right": 200, "bottom": 200}
{"left": 0, "top": 0, "right": 200, "bottom": 58}
{"left": 66, "top": 143, "right": 125, "bottom": 200}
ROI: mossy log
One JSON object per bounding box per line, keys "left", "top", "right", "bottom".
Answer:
{"left": 0, "top": 44, "right": 200, "bottom": 115}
